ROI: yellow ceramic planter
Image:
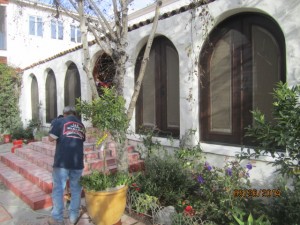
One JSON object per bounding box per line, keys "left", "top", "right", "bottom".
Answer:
{"left": 84, "top": 185, "right": 128, "bottom": 225}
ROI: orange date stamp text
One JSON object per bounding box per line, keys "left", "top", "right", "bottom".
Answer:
{"left": 233, "top": 189, "right": 281, "bottom": 198}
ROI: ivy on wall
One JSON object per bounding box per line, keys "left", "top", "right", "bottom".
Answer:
{"left": 0, "top": 64, "right": 22, "bottom": 134}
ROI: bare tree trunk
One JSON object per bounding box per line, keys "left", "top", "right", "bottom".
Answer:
{"left": 126, "top": 0, "right": 162, "bottom": 121}
{"left": 78, "top": 0, "right": 99, "bottom": 100}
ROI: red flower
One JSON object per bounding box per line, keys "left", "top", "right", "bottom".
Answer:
{"left": 185, "top": 206, "right": 192, "bottom": 212}
{"left": 184, "top": 205, "right": 195, "bottom": 216}
{"left": 131, "top": 183, "right": 140, "bottom": 191}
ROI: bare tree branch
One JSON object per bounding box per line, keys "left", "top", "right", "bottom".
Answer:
{"left": 112, "top": 0, "right": 121, "bottom": 39}
{"left": 86, "top": 0, "right": 118, "bottom": 42}
{"left": 85, "top": 21, "right": 113, "bottom": 56}
{"left": 78, "top": 0, "right": 99, "bottom": 100}
{"left": 126, "top": 0, "right": 162, "bottom": 120}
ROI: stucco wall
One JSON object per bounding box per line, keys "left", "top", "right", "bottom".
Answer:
{"left": 5, "top": 0, "right": 92, "bottom": 68}
{"left": 20, "top": 0, "right": 300, "bottom": 187}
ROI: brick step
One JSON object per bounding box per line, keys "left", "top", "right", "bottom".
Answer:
{"left": 28, "top": 141, "right": 55, "bottom": 156}
{"left": 0, "top": 161, "right": 52, "bottom": 210}
{"left": 27, "top": 141, "right": 141, "bottom": 165}
{"left": 28, "top": 141, "right": 101, "bottom": 157}
{"left": 0, "top": 152, "right": 52, "bottom": 193}
{"left": 15, "top": 147, "right": 54, "bottom": 172}
{"left": 14, "top": 147, "right": 117, "bottom": 173}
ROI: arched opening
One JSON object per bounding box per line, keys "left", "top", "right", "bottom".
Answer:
{"left": 199, "top": 13, "right": 286, "bottom": 145}
{"left": 31, "top": 75, "right": 39, "bottom": 120}
{"left": 46, "top": 70, "right": 57, "bottom": 123}
{"left": 64, "top": 62, "right": 81, "bottom": 107}
{"left": 93, "top": 53, "right": 115, "bottom": 95}
{"left": 135, "top": 36, "right": 180, "bottom": 138}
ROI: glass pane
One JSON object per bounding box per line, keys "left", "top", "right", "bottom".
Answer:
{"left": 210, "top": 32, "right": 232, "bottom": 133}
{"left": 142, "top": 49, "right": 156, "bottom": 126}
{"left": 77, "top": 28, "right": 81, "bottom": 43}
{"left": 70, "top": 25, "right": 75, "bottom": 42}
{"left": 46, "top": 71, "right": 57, "bottom": 123}
{"left": 65, "top": 64, "right": 81, "bottom": 107}
{"left": 252, "top": 26, "right": 280, "bottom": 122}
{"left": 166, "top": 45, "right": 179, "bottom": 128}
{"left": 51, "top": 20, "right": 56, "bottom": 39}
{"left": 31, "top": 76, "right": 39, "bottom": 120}
{"left": 58, "top": 21, "right": 63, "bottom": 40}
{"left": 37, "top": 17, "right": 43, "bottom": 37}
{"left": 0, "top": 6, "right": 6, "bottom": 50}
{"left": 29, "top": 16, "right": 35, "bottom": 35}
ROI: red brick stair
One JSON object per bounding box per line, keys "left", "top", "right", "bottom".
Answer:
{"left": 0, "top": 136, "right": 144, "bottom": 210}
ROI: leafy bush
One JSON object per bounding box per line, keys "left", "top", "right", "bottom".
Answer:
{"left": 265, "top": 176, "right": 300, "bottom": 225}
{"left": 79, "top": 171, "right": 131, "bottom": 192}
{"left": 77, "top": 87, "right": 128, "bottom": 140}
{"left": 134, "top": 155, "right": 193, "bottom": 207}
{"left": 239, "top": 82, "right": 300, "bottom": 224}
{"left": 11, "top": 126, "right": 34, "bottom": 140}
{"left": 183, "top": 160, "right": 251, "bottom": 224}
{"left": 230, "top": 211, "right": 271, "bottom": 225}
{"left": 0, "top": 64, "right": 22, "bottom": 134}
{"left": 130, "top": 141, "right": 253, "bottom": 224}
{"left": 11, "top": 119, "right": 41, "bottom": 140}
{"left": 243, "top": 82, "right": 300, "bottom": 177}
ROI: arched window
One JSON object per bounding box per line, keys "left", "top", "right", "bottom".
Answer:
{"left": 31, "top": 75, "right": 39, "bottom": 120}
{"left": 135, "top": 36, "right": 180, "bottom": 138}
{"left": 200, "top": 13, "right": 286, "bottom": 145}
{"left": 93, "top": 53, "right": 115, "bottom": 95}
{"left": 65, "top": 63, "right": 81, "bottom": 107}
{"left": 46, "top": 70, "right": 57, "bottom": 123}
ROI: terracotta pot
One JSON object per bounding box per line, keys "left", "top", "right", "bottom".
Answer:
{"left": 84, "top": 185, "right": 128, "bottom": 225}
{"left": 3, "top": 134, "right": 11, "bottom": 143}
{"left": 13, "top": 139, "right": 23, "bottom": 145}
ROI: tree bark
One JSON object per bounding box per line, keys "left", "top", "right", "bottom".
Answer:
{"left": 78, "top": 0, "right": 99, "bottom": 100}
{"left": 126, "top": 0, "right": 162, "bottom": 121}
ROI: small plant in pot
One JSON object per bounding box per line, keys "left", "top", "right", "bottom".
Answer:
{"left": 77, "top": 87, "right": 131, "bottom": 225}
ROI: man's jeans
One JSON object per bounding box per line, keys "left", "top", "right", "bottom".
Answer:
{"left": 51, "top": 167, "right": 83, "bottom": 222}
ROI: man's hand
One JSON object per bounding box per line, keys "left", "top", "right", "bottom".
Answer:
{"left": 48, "top": 135, "right": 55, "bottom": 142}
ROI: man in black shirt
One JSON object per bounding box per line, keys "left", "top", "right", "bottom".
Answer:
{"left": 48, "top": 106, "right": 85, "bottom": 225}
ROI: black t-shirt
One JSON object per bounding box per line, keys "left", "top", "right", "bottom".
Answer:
{"left": 49, "top": 115, "right": 86, "bottom": 170}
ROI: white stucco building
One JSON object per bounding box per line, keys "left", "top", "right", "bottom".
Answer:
{"left": 3, "top": 0, "right": 300, "bottom": 187}
{"left": 0, "top": 0, "right": 87, "bottom": 67}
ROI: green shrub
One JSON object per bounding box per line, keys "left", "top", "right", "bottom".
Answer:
{"left": 0, "top": 64, "right": 22, "bottom": 134}
{"left": 11, "top": 126, "right": 34, "bottom": 140}
{"left": 243, "top": 82, "right": 300, "bottom": 177}
{"left": 134, "top": 155, "right": 193, "bottom": 207}
{"left": 239, "top": 82, "right": 300, "bottom": 224}
{"left": 79, "top": 171, "right": 131, "bottom": 192}
{"left": 230, "top": 210, "right": 271, "bottom": 225}
{"left": 131, "top": 143, "right": 253, "bottom": 224}
{"left": 266, "top": 176, "right": 300, "bottom": 225}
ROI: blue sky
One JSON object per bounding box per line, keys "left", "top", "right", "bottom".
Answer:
{"left": 128, "top": 0, "right": 156, "bottom": 13}
{"left": 38, "top": 0, "right": 156, "bottom": 13}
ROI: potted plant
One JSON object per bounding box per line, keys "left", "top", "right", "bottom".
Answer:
{"left": 77, "top": 87, "right": 131, "bottom": 225}
{"left": 3, "top": 130, "right": 12, "bottom": 143}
